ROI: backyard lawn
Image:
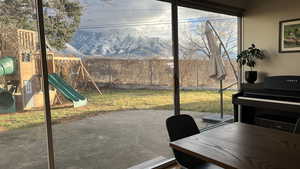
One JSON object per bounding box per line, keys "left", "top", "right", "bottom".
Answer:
{"left": 0, "top": 89, "right": 236, "bottom": 131}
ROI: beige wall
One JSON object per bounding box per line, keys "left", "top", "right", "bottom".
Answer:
{"left": 243, "top": 0, "right": 300, "bottom": 81}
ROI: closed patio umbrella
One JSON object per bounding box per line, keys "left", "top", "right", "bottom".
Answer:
{"left": 202, "top": 21, "right": 233, "bottom": 122}
{"left": 205, "top": 21, "right": 226, "bottom": 81}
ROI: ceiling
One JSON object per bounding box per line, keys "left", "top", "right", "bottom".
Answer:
{"left": 206, "top": 0, "right": 247, "bottom": 9}
{"left": 181, "top": 0, "right": 246, "bottom": 16}
{"left": 158, "top": 0, "right": 246, "bottom": 16}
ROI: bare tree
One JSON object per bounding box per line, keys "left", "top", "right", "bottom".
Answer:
{"left": 178, "top": 18, "right": 238, "bottom": 86}
{"left": 180, "top": 19, "right": 238, "bottom": 60}
{"left": 0, "top": 22, "right": 19, "bottom": 57}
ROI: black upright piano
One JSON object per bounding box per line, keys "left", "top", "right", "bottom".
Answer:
{"left": 233, "top": 76, "right": 300, "bottom": 132}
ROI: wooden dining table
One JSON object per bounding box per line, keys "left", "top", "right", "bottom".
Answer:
{"left": 169, "top": 123, "right": 300, "bottom": 169}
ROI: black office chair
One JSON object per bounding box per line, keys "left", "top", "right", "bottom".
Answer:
{"left": 166, "top": 115, "right": 223, "bottom": 169}
{"left": 294, "top": 118, "right": 300, "bottom": 134}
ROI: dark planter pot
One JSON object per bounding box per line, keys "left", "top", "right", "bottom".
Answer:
{"left": 245, "top": 71, "right": 257, "bottom": 84}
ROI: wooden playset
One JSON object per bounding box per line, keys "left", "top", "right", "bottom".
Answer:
{"left": 0, "top": 29, "right": 100, "bottom": 113}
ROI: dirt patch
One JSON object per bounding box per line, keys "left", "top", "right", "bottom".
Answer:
{"left": 52, "top": 110, "right": 109, "bottom": 125}
{"left": 0, "top": 126, "right": 8, "bottom": 132}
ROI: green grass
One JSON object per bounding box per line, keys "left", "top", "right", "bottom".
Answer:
{"left": 0, "top": 89, "right": 236, "bottom": 130}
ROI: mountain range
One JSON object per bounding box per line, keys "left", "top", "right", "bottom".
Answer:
{"left": 63, "top": 30, "right": 173, "bottom": 59}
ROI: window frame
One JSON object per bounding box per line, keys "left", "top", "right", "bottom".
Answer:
{"left": 34, "top": 0, "right": 244, "bottom": 168}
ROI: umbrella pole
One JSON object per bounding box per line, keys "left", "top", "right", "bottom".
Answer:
{"left": 220, "top": 80, "right": 224, "bottom": 119}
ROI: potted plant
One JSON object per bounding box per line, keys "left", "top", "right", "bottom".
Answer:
{"left": 237, "top": 44, "right": 265, "bottom": 84}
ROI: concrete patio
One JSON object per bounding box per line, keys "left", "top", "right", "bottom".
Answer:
{"left": 0, "top": 110, "right": 212, "bottom": 169}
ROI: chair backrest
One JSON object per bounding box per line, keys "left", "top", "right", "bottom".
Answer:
{"left": 166, "top": 114, "right": 200, "bottom": 142}
{"left": 294, "top": 118, "right": 300, "bottom": 134}
{"left": 166, "top": 114, "right": 203, "bottom": 168}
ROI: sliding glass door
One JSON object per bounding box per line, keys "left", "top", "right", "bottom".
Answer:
{"left": 0, "top": 1, "right": 48, "bottom": 168}
{"left": 177, "top": 6, "right": 239, "bottom": 129}
{"left": 42, "top": 0, "right": 174, "bottom": 168}
{"left": 0, "top": 1, "right": 241, "bottom": 169}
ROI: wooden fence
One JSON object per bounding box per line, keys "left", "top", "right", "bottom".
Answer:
{"left": 84, "top": 58, "right": 238, "bottom": 89}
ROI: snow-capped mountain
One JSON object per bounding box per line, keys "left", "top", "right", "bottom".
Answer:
{"left": 61, "top": 43, "right": 84, "bottom": 57}
{"left": 69, "top": 30, "right": 172, "bottom": 59}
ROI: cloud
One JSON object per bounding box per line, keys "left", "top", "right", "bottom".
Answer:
{"left": 77, "top": 0, "right": 236, "bottom": 40}
{"left": 79, "top": 0, "right": 170, "bottom": 26}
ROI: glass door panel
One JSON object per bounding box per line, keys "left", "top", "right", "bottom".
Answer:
{"left": 0, "top": 1, "right": 48, "bottom": 168}
{"left": 43, "top": 0, "right": 174, "bottom": 168}
{"left": 178, "top": 6, "right": 239, "bottom": 129}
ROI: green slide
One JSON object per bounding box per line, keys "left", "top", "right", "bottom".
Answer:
{"left": 48, "top": 73, "right": 87, "bottom": 107}
{"left": 0, "top": 56, "right": 16, "bottom": 76}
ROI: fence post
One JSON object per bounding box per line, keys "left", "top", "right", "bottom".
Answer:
{"left": 109, "top": 60, "right": 112, "bottom": 85}
{"left": 196, "top": 61, "right": 199, "bottom": 88}
{"left": 149, "top": 60, "right": 153, "bottom": 85}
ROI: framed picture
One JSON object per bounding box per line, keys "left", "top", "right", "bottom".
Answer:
{"left": 279, "top": 18, "right": 300, "bottom": 53}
